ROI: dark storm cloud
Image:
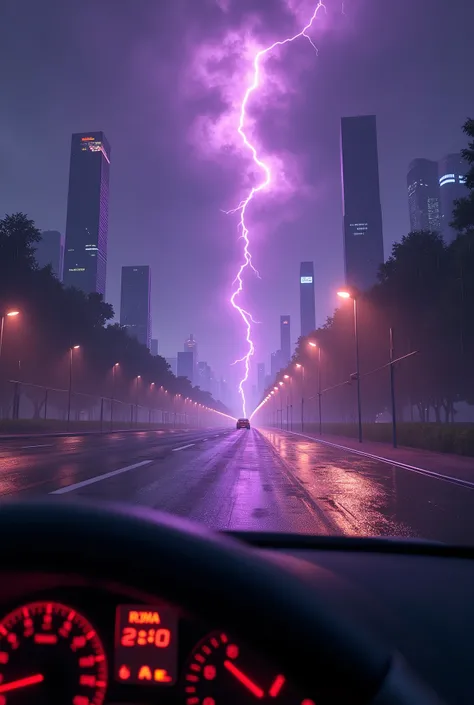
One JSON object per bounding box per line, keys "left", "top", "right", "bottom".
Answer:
{"left": 1, "top": 0, "right": 472, "bottom": 408}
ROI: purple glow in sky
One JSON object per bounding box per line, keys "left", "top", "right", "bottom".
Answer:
{"left": 2, "top": 0, "right": 472, "bottom": 415}
{"left": 227, "top": 1, "right": 326, "bottom": 417}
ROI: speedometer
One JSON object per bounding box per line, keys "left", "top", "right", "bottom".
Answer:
{"left": 183, "top": 631, "right": 314, "bottom": 705}
{"left": 0, "top": 601, "right": 108, "bottom": 705}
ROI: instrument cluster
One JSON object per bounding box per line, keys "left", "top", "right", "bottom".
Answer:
{"left": 0, "top": 587, "right": 314, "bottom": 705}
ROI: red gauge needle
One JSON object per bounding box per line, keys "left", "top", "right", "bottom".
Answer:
{"left": 224, "top": 660, "right": 264, "bottom": 698}
{"left": 269, "top": 674, "right": 286, "bottom": 697}
{"left": 0, "top": 674, "right": 44, "bottom": 693}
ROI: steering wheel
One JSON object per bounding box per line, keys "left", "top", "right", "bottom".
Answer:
{"left": 0, "top": 500, "right": 442, "bottom": 705}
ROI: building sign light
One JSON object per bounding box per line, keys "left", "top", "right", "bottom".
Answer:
{"left": 300, "top": 276, "right": 313, "bottom": 284}
{"left": 81, "top": 136, "right": 95, "bottom": 141}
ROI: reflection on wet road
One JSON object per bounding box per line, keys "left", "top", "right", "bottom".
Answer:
{"left": 0, "top": 427, "right": 473, "bottom": 542}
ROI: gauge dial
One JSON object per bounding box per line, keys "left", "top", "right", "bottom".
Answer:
{"left": 183, "top": 631, "right": 314, "bottom": 705}
{"left": 0, "top": 601, "right": 108, "bottom": 705}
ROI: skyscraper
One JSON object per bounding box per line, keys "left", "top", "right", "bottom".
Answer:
{"left": 407, "top": 159, "right": 441, "bottom": 232}
{"left": 63, "top": 132, "right": 110, "bottom": 296}
{"left": 197, "top": 361, "right": 212, "bottom": 392}
{"left": 300, "top": 262, "right": 316, "bottom": 337}
{"left": 184, "top": 334, "right": 198, "bottom": 366}
{"left": 257, "top": 363, "right": 265, "bottom": 397}
{"left": 151, "top": 339, "right": 159, "bottom": 356}
{"left": 438, "top": 153, "right": 468, "bottom": 244}
{"left": 166, "top": 357, "right": 177, "bottom": 376}
{"left": 271, "top": 350, "right": 283, "bottom": 379}
{"left": 120, "top": 266, "right": 151, "bottom": 349}
{"left": 35, "top": 230, "right": 64, "bottom": 280}
{"left": 280, "top": 315, "right": 291, "bottom": 365}
{"left": 177, "top": 351, "right": 194, "bottom": 383}
{"left": 340, "top": 115, "right": 384, "bottom": 291}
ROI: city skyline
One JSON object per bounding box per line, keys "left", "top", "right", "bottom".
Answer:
{"left": 1, "top": 0, "right": 472, "bottom": 406}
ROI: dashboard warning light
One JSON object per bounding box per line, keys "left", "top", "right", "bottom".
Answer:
{"left": 118, "top": 665, "right": 131, "bottom": 680}
{"left": 154, "top": 669, "right": 172, "bottom": 682}
{"left": 138, "top": 665, "right": 152, "bottom": 681}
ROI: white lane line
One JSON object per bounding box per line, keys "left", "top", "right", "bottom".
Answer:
{"left": 201, "top": 438, "right": 208, "bottom": 442}
{"left": 283, "top": 430, "right": 474, "bottom": 490}
{"left": 172, "top": 443, "right": 195, "bottom": 452}
{"left": 22, "top": 444, "right": 53, "bottom": 449}
{"left": 50, "top": 460, "right": 152, "bottom": 495}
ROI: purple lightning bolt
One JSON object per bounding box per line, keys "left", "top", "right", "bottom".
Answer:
{"left": 229, "top": 1, "right": 326, "bottom": 417}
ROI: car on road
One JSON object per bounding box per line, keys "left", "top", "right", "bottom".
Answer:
{"left": 236, "top": 418, "right": 250, "bottom": 429}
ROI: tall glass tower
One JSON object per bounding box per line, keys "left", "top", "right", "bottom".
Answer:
{"left": 63, "top": 131, "right": 111, "bottom": 296}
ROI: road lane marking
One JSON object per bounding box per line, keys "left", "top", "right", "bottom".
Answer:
{"left": 21, "top": 444, "right": 53, "bottom": 449}
{"left": 49, "top": 460, "right": 152, "bottom": 494}
{"left": 201, "top": 438, "right": 208, "bottom": 442}
{"left": 282, "top": 431, "right": 474, "bottom": 490}
{"left": 172, "top": 443, "right": 195, "bottom": 452}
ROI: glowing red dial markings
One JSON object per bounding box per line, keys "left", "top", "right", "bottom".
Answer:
{"left": 269, "top": 674, "right": 286, "bottom": 697}
{"left": 0, "top": 601, "right": 108, "bottom": 705}
{"left": 223, "top": 660, "right": 264, "bottom": 698}
{"left": 34, "top": 634, "right": 58, "bottom": 645}
{"left": 0, "top": 673, "right": 44, "bottom": 694}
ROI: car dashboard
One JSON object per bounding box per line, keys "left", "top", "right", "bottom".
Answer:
{"left": 0, "top": 570, "right": 308, "bottom": 705}
{"left": 0, "top": 535, "right": 473, "bottom": 705}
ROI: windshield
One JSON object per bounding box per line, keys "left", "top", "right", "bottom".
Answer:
{"left": 1, "top": 0, "right": 473, "bottom": 545}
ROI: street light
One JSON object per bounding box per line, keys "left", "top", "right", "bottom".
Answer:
{"left": 111, "top": 363, "right": 119, "bottom": 429}
{"left": 308, "top": 341, "right": 323, "bottom": 435}
{"left": 0, "top": 310, "right": 20, "bottom": 364}
{"left": 67, "top": 345, "right": 80, "bottom": 425}
{"left": 295, "top": 363, "right": 305, "bottom": 431}
{"left": 337, "top": 290, "right": 362, "bottom": 443}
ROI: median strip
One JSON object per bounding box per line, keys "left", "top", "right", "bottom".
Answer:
{"left": 50, "top": 460, "right": 153, "bottom": 494}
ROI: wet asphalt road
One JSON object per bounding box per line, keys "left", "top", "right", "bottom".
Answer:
{"left": 0, "top": 427, "right": 473, "bottom": 543}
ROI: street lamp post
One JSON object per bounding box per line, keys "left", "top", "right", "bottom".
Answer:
{"left": 296, "top": 364, "right": 305, "bottom": 432}
{"left": 135, "top": 376, "right": 141, "bottom": 425}
{"left": 67, "top": 345, "right": 80, "bottom": 425}
{"left": 284, "top": 375, "right": 290, "bottom": 430}
{"left": 338, "top": 291, "right": 362, "bottom": 443}
{"left": 111, "top": 363, "right": 119, "bottom": 430}
{"left": 0, "top": 310, "right": 20, "bottom": 364}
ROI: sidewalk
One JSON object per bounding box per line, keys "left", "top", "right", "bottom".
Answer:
{"left": 280, "top": 429, "right": 474, "bottom": 484}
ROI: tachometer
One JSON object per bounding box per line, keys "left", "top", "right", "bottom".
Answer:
{"left": 183, "top": 631, "right": 314, "bottom": 705}
{"left": 0, "top": 601, "right": 108, "bottom": 705}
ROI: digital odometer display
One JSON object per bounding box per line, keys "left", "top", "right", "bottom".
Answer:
{"left": 114, "top": 606, "right": 177, "bottom": 686}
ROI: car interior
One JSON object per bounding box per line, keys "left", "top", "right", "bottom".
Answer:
{"left": 0, "top": 500, "right": 470, "bottom": 704}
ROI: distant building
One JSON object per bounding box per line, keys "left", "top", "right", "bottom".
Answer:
{"left": 340, "top": 115, "right": 384, "bottom": 291}
{"left": 151, "top": 339, "right": 158, "bottom": 356}
{"left": 280, "top": 315, "right": 291, "bottom": 365}
{"left": 257, "top": 363, "right": 265, "bottom": 397}
{"left": 407, "top": 159, "right": 441, "bottom": 233}
{"left": 177, "top": 351, "right": 194, "bottom": 383}
{"left": 219, "top": 378, "right": 230, "bottom": 405}
{"left": 35, "top": 230, "right": 64, "bottom": 280}
{"left": 271, "top": 350, "right": 283, "bottom": 379}
{"left": 120, "top": 266, "right": 151, "bottom": 349}
{"left": 63, "top": 131, "right": 110, "bottom": 295}
{"left": 184, "top": 333, "right": 198, "bottom": 367}
{"left": 300, "top": 262, "right": 316, "bottom": 337}
{"left": 197, "top": 361, "right": 212, "bottom": 393}
{"left": 438, "top": 153, "right": 468, "bottom": 244}
{"left": 165, "top": 357, "right": 177, "bottom": 376}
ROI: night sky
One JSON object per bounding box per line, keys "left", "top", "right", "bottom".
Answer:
{"left": 1, "top": 0, "right": 472, "bottom": 407}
